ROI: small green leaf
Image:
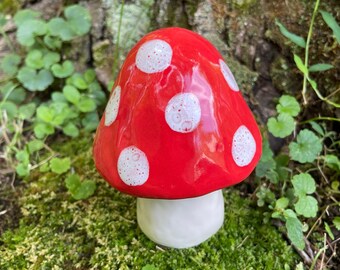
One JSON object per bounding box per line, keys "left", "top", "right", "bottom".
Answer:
{"left": 71, "top": 180, "right": 96, "bottom": 200}
{"left": 65, "top": 174, "right": 96, "bottom": 200}
{"left": 0, "top": 83, "right": 26, "bottom": 104}
{"left": 267, "top": 113, "right": 295, "bottom": 138}
{"left": 17, "top": 19, "right": 47, "bottom": 46}
{"left": 15, "top": 150, "right": 29, "bottom": 163}
{"left": 51, "top": 60, "right": 74, "bottom": 78}
{"left": 63, "top": 85, "right": 80, "bottom": 104}
{"left": 323, "top": 155, "right": 340, "bottom": 172}
{"left": 43, "top": 35, "right": 62, "bottom": 49}
{"left": 0, "top": 54, "right": 21, "bottom": 76}
{"left": 82, "top": 111, "right": 99, "bottom": 131}
{"left": 289, "top": 129, "right": 322, "bottom": 163}
{"left": 333, "top": 217, "right": 340, "bottom": 230}
{"left": 292, "top": 173, "right": 316, "bottom": 196}
{"left": 13, "top": 9, "right": 40, "bottom": 26}
{"left": 320, "top": 10, "right": 340, "bottom": 43}
{"left": 25, "top": 50, "right": 44, "bottom": 69}
{"left": 294, "top": 195, "right": 318, "bottom": 218}
{"left": 50, "top": 157, "right": 71, "bottom": 174}
{"left": 65, "top": 174, "right": 81, "bottom": 192}
{"left": 307, "top": 77, "right": 318, "bottom": 91}
{"left": 43, "top": 52, "right": 60, "bottom": 69}
{"left": 84, "top": 69, "right": 96, "bottom": 83}
{"left": 69, "top": 73, "right": 88, "bottom": 90}
{"left": 51, "top": 92, "right": 67, "bottom": 103}
{"left": 293, "top": 54, "right": 308, "bottom": 75}
{"left": 47, "top": 18, "right": 74, "bottom": 41}
{"left": 77, "top": 97, "right": 96, "bottom": 112}
{"left": 309, "top": 121, "right": 325, "bottom": 136}
{"left": 17, "top": 67, "right": 53, "bottom": 91}
{"left": 275, "top": 197, "right": 289, "bottom": 210}
{"left": 62, "top": 123, "right": 79, "bottom": 137}
{"left": 37, "top": 105, "right": 55, "bottom": 123}
{"left": 285, "top": 216, "right": 305, "bottom": 250}
{"left": 275, "top": 20, "right": 306, "bottom": 48}
{"left": 27, "top": 139, "right": 44, "bottom": 154}
{"left": 276, "top": 95, "right": 301, "bottom": 117}
{"left": 34, "top": 123, "right": 54, "bottom": 138}
{"left": 309, "top": 63, "right": 334, "bottom": 72}
{"left": 64, "top": 5, "right": 92, "bottom": 36}
{"left": 18, "top": 103, "right": 36, "bottom": 119}
{"left": 324, "top": 222, "right": 334, "bottom": 240}
{"left": 0, "top": 101, "right": 17, "bottom": 119}
{"left": 16, "top": 162, "right": 30, "bottom": 177}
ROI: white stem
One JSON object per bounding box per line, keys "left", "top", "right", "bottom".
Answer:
{"left": 137, "top": 190, "right": 224, "bottom": 249}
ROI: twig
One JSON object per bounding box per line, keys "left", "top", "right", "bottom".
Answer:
{"left": 320, "top": 234, "right": 327, "bottom": 269}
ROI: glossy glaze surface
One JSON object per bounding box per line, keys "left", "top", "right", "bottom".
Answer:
{"left": 93, "top": 27, "right": 262, "bottom": 199}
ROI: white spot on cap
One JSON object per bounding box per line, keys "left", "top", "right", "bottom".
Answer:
{"left": 232, "top": 125, "right": 256, "bottom": 167}
{"left": 136, "top": 39, "right": 172, "bottom": 73}
{"left": 219, "top": 59, "right": 239, "bottom": 92}
{"left": 118, "top": 146, "right": 149, "bottom": 186}
{"left": 165, "top": 93, "right": 201, "bottom": 133}
{"left": 105, "top": 86, "right": 121, "bottom": 126}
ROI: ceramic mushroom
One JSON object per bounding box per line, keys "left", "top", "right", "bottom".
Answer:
{"left": 93, "top": 27, "right": 262, "bottom": 249}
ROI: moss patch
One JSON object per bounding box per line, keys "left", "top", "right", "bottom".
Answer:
{"left": 0, "top": 137, "right": 298, "bottom": 269}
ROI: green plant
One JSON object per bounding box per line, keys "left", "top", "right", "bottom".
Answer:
{"left": 256, "top": 94, "right": 339, "bottom": 251}
{"left": 276, "top": 0, "right": 340, "bottom": 107}
{"left": 0, "top": 4, "right": 105, "bottom": 184}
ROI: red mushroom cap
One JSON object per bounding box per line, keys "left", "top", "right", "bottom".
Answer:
{"left": 93, "top": 27, "right": 262, "bottom": 199}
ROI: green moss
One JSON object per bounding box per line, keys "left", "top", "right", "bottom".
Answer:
{"left": 0, "top": 137, "right": 298, "bottom": 269}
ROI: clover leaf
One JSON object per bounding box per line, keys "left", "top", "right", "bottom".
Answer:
{"left": 34, "top": 122, "right": 54, "bottom": 138}
{"left": 294, "top": 195, "right": 318, "bottom": 218}
{"left": 63, "top": 85, "right": 80, "bottom": 104}
{"left": 43, "top": 35, "right": 62, "bottom": 49}
{"left": 50, "top": 157, "right": 71, "bottom": 174}
{"left": 47, "top": 5, "right": 91, "bottom": 41}
{"left": 17, "top": 66, "right": 53, "bottom": 91}
{"left": 47, "top": 17, "right": 75, "bottom": 41}
{"left": 65, "top": 174, "right": 97, "bottom": 200}
{"left": 17, "top": 19, "right": 47, "bottom": 46}
{"left": 289, "top": 129, "right": 322, "bottom": 163}
{"left": 292, "top": 173, "right": 316, "bottom": 196}
{"left": 25, "top": 50, "right": 44, "bottom": 69}
{"left": 13, "top": 9, "right": 40, "bottom": 26}
{"left": 51, "top": 60, "right": 74, "bottom": 78}
{"left": 43, "top": 52, "right": 60, "bottom": 69}
{"left": 68, "top": 73, "right": 88, "bottom": 90}
{"left": 267, "top": 113, "right": 295, "bottom": 138}
{"left": 62, "top": 122, "right": 79, "bottom": 137}
{"left": 0, "top": 53, "right": 21, "bottom": 76}
{"left": 292, "top": 173, "right": 318, "bottom": 218}
{"left": 276, "top": 95, "right": 301, "bottom": 117}
{"left": 76, "top": 97, "right": 96, "bottom": 112}
{"left": 64, "top": 5, "right": 91, "bottom": 36}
